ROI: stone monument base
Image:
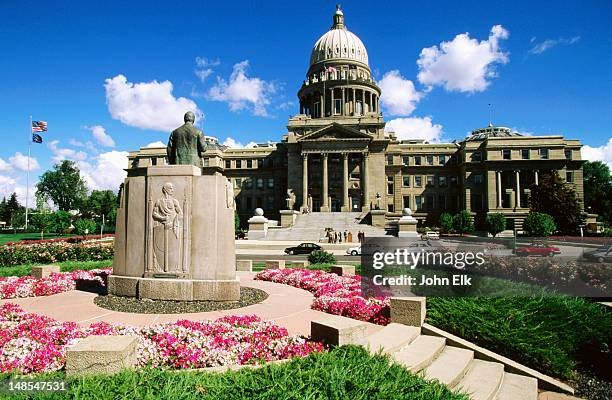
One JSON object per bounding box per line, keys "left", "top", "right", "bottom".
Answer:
{"left": 108, "top": 275, "right": 240, "bottom": 301}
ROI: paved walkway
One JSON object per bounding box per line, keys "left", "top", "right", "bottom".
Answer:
{"left": 0, "top": 272, "right": 341, "bottom": 336}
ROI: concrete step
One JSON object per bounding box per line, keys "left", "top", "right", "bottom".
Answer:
{"left": 365, "top": 323, "right": 421, "bottom": 354}
{"left": 393, "top": 335, "right": 446, "bottom": 372}
{"left": 424, "top": 346, "right": 474, "bottom": 388}
{"left": 456, "top": 360, "right": 504, "bottom": 400}
{"left": 496, "top": 373, "right": 538, "bottom": 400}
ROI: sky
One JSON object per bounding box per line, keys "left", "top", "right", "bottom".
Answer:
{"left": 1, "top": 0, "right": 611, "bottom": 206}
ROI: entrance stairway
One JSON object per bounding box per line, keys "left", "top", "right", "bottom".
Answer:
{"left": 364, "top": 323, "right": 549, "bottom": 399}
{"left": 265, "top": 212, "right": 387, "bottom": 241}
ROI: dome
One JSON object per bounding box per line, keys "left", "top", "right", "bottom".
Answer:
{"left": 309, "top": 7, "right": 369, "bottom": 67}
{"left": 463, "top": 125, "right": 523, "bottom": 142}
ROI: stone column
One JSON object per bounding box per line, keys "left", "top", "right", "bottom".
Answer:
{"left": 321, "top": 154, "right": 329, "bottom": 212}
{"left": 352, "top": 88, "right": 356, "bottom": 115}
{"left": 341, "top": 88, "right": 346, "bottom": 116}
{"left": 342, "top": 153, "right": 350, "bottom": 211}
{"left": 497, "top": 171, "right": 502, "bottom": 208}
{"left": 302, "top": 154, "right": 308, "bottom": 211}
{"left": 362, "top": 153, "right": 370, "bottom": 211}
{"left": 319, "top": 92, "right": 324, "bottom": 117}
{"left": 515, "top": 170, "right": 521, "bottom": 209}
{"left": 534, "top": 170, "right": 539, "bottom": 185}
{"left": 330, "top": 88, "right": 334, "bottom": 115}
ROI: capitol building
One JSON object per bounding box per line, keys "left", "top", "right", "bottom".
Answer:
{"left": 129, "top": 7, "right": 585, "bottom": 232}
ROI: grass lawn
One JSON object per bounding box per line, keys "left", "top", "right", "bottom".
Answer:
{"left": 0, "top": 233, "right": 75, "bottom": 246}
{"left": 3, "top": 346, "right": 468, "bottom": 400}
{"left": 0, "top": 260, "right": 112, "bottom": 278}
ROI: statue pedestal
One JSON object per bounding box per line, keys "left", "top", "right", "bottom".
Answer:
{"left": 370, "top": 210, "right": 386, "bottom": 228}
{"left": 397, "top": 208, "right": 419, "bottom": 238}
{"left": 247, "top": 208, "right": 268, "bottom": 239}
{"left": 111, "top": 165, "right": 240, "bottom": 301}
{"left": 280, "top": 210, "right": 299, "bottom": 227}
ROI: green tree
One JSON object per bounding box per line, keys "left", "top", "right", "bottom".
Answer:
{"left": 36, "top": 161, "right": 88, "bottom": 212}
{"left": 452, "top": 210, "right": 474, "bottom": 236}
{"left": 485, "top": 213, "right": 506, "bottom": 238}
{"left": 82, "top": 190, "right": 118, "bottom": 221}
{"left": 234, "top": 211, "right": 241, "bottom": 232}
{"left": 439, "top": 212, "right": 454, "bottom": 233}
{"left": 30, "top": 212, "right": 55, "bottom": 236}
{"left": 529, "top": 171, "right": 583, "bottom": 234}
{"left": 0, "top": 197, "right": 8, "bottom": 224}
{"left": 50, "top": 211, "right": 73, "bottom": 234}
{"left": 0, "top": 193, "right": 24, "bottom": 226}
{"left": 583, "top": 161, "right": 612, "bottom": 226}
{"left": 74, "top": 219, "right": 97, "bottom": 235}
{"left": 524, "top": 211, "right": 557, "bottom": 237}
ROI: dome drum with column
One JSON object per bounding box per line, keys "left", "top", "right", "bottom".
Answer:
{"left": 298, "top": 5, "right": 381, "bottom": 120}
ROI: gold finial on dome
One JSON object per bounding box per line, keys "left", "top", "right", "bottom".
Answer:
{"left": 332, "top": 4, "right": 345, "bottom": 29}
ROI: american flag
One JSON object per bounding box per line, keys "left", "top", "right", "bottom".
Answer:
{"left": 32, "top": 121, "right": 48, "bottom": 132}
{"left": 326, "top": 66, "right": 337, "bottom": 73}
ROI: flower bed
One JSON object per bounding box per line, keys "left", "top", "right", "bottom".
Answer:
{"left": 0, "top": 303, "right": 322, "bottom": 374}
{"left": 0, "top": 268, "right": 112, "bottom": 299}
{"left": 255, "top": 269, "right": 390, "bottom": 325}
{"left": 0, "top": 241, "right": 114, "bottom": 267}
{"left": 6, "top": 234, "right": 115, "bottom": 246}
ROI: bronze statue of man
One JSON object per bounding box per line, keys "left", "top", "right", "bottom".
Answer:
{"left": 167, "top": 111, "right": 207, "bottom": 166}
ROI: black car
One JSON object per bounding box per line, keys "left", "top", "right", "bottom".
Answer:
{"left": 583, "top": 245, "right": 612, "bottom": 263}
{"left": 284, "top": 243, "right": 322, "bottom": 255}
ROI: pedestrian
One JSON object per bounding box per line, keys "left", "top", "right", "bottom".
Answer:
{"left": 343, "top": 231, "right": 347, "bottom": 242}
{"left": 348, "top": 231, "right": 353, "bottom": 242}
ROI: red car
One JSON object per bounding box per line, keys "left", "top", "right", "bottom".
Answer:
{"left": 515, "top": 243, "right": 561, "bottom": 257}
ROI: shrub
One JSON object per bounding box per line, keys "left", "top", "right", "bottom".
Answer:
{"left": 485, "top": 213, "right": 506, "bottom": 238}
{"left": 74, "top": 219, "right": 98, "bottom": 235}
{"left": 452, "top": 210, "right": 474, "bottom": 236}
{"left": 0, "top": 242, "right": 113, "bottom": 267}
{"left": 308, "top": 249, "right": 336, "bottom": 264}
{"left": 524, "top": 211, "right": 556, "bottom": 236}
{"left": 439, "top": 212, "right": 454, "bottom": 233}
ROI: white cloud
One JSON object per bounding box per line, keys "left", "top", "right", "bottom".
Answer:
{"left": 582, "top": 138, "right": 612, "bottom": 168}
{"left": 79, "top": 151, "right": 129, "bottom": 192}
{"left": 9, "top": 152, "right": 40, "bottom": 171}
{"left": 379, "top": 70, "right": 423, "bottom": 116}
{"left": 105, "top": 74, "right": 202, "bottom": 132}
{"left": 222, "top": 137, "right": 257, "bottom": 148}
{"left": 417, "top": 25, "right": 509, "bottom": 93}
{"left": 195, "top": 68, "right": 213, "bottom": 82}
{"left": 385, "top": 117, "right": 444, "bottom": 143}
{"left": 196, "top": 57, "right": 220, "bottom": 68}
{"left": 208, "top": 60, "right": 276, "bottom": 116}
{"left": 0, "top": 158, "right": 11, "bottom": 172}
{"left": 48, "top": 140, "right": 88, "bottom": 163}
{"left": 146, "top": 141, "right": 166, "bottom": 148}
{"left": 87, "top": 125, "right": 115, "bottom": 147}
{"left": 529, "top": 36, "right": 580, "bottom": 54}
{"left": 0, "top": 175, "right": 17, "bottom": 201}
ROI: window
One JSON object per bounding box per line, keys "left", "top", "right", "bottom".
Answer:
{"left": 426, "top": 155, "right": 434, "bottom": 165}
{"left": 415, "top": 196, "right": 422, "bottom": 210}
{"left": 450, "top": 176, "right": 458, "bottom": 186}
{"left": 414, "top": 156, "right": 421, "bottom": 165}
{"left": 502, "top": 149, "right": 511, "bottom": 160}
{"left": 245, "top": 178, "right": 253, "bottom": 189}
{"left": 256, "top": 178, "right": 264, "bottom": 189}
{"left": 267, "top": 178, "right": 274, "bottom": 188}
{"left": 426, "top": 195, "right": 434, "bottom": 211}
{"left": 403, "top": 196, "right": 410, "bottom": 209}
{"left": 439, "top": 155, "right": 446, "bottom": 165}
{"left": 426, "top": 175, "right": 434, "bottom": 186}
{"left": 334, "top": 99, "right": 341, "bottom": 115}
{"left": 225, "top": 160, "right": 231, "bottom": 169}
{"left": 402, "top": 156, "right": 409, "bottom": 166}
{"left": 387, "top": 155, "right": 394, "bottom": 165}
{"left": 266, "top": 196, "right": 275, "bottom": 210}
{"left": 540, "top": 148, "right": 549, "bottom": 160}
{"left": 387, "top": 204, "right": 394, "bottom": 212}
{"left": 246, "top": 197, "right": 253, "bottom": 210}
{"left": 438, "top": 176, "right": 447, "bottom": 187}
{"left": 350, "top": 172, "right": 360, "bottom": 180}
{"left": 473, "top": 174, "right": 483, "bottom": 184}
{"left": 566, "top": 171, "right": 574, "bottom": 183}
{"left": 234, "top": 178, "right": 242, "bottom": 189}
{"left": 521, "top": 149, "right": 530, "bottom": 160}
{"left": 565, "top": 149, "right": 572, "bottom": 160}
{"left": 387, "top": 176, "right": 394, "bottom": 195}
{"left": 472, "top": 151, "right": 482, "bottom": 162}
{"left": 257, "top": 159, "right": 264, "bottom": 168}
{"left": 202, "top": 158, "right": 209, "bottom": 167}
{"left": 414, "top": 176, "right": 422, "bottom": 187}
{"left": 247, "top": 159, "right": 253, "bottom": 168}
{"left": 402, "top": 176, "right": 410, "bottom": 187}
{"left": 473, "top": 194, "right": 483, "bottom": 210}
{"left": 267, "top": 158, "right": 274, "bottom": 168}
{"left": 438, "top": 194, "right": 446, "bottom": 210}
{"left": 236, "top": 159, "right": 242, "bottom": 168}
{"left": 313, "top": 101, "right": 321, "bottom": 118}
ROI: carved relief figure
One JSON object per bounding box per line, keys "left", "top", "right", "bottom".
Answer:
{"left": 286, "top": 188, "right": 296, "bottom": 210}
{"left": 226, "top": 178, "right": 235, "bottom": 209}
{"left": 152, "top": 183, "right": 183, "bottom": 272}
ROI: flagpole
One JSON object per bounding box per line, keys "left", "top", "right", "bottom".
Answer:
{"left": 26, "top": 116, "right": 31, "bottom": 231}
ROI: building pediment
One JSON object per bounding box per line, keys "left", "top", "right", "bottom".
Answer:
{"left": 297, "top": 123, "right": 372, "bottom": 142}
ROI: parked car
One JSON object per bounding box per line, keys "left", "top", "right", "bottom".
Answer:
{"left": 346, "top": 243, "right": 383, "bottom": 256}
{"left": 515, "top": 242, "right": 561, "bottom": 257}
{"left": 583, "top": 245, "right": 612, "bottom": 263}
{"left": 421, "top": 231, "right": 440, "bottom": 240}
{"left": 284, "top": 242, "right": 322, "bottom": 255}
